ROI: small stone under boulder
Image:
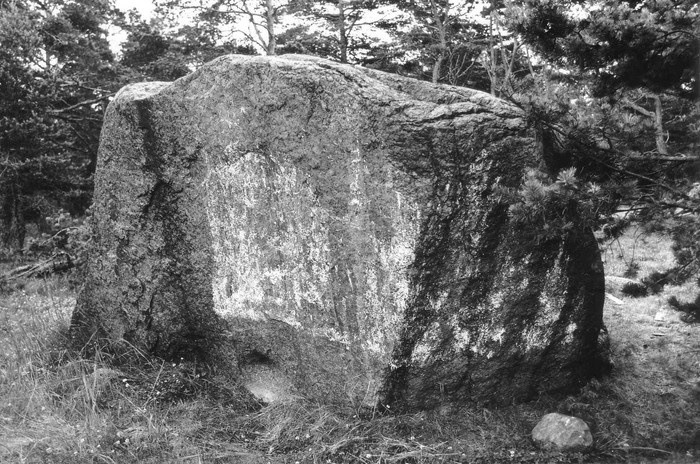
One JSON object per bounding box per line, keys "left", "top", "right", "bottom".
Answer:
{"left": 71, "top": 54, "right": 610, "bottom": 410}
{"left": 532, "top": 413, "right": 594, "bottom": 452}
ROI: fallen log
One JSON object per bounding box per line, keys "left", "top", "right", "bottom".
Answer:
{"left": 1, "top": 252, "right": 74, "bottom": 282}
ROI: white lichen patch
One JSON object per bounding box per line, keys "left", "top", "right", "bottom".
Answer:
{"left": 522, "top": 250, "right": 570, "bottom": 352}
{"left": 453, "top": 329, "right": 471, "bottom": 351}
{"left": 448, "top": 313, "right": 468, "bottom": 353}
{"left": 488, "top": 290, "right": 506, "bottom": 311}
{"left": 311, "top": 326, "right": 350, "bottom": 346}
{"left": 204, "top": 145, "right": 421, "bottom": 360}
{"left": 206, "top": 150, "right": 331, "bottom": 324}
{"left": 535, "top": 251, "right": 567, "bottom": 331}
{"left": 429, "top": 290, "right": 450, "bottom": 312}
{"left": 412, "top": 321, "right": 441, "bottom": 365}
{"left": 462, "top": 323, "right": 508, "bottom": 358}
{"left": 521, "top": 326, "right": 550, "bottom": 352}
{"left": 470, "top": 344, "right": 482, "bottom": 355}
{"left": 522, "top": 316, "right": 557, "bottom": 352}
{"left": 491, "top": 327, "right": 506, "bottom": 344}
{"left": 564, "top": 322, "right": 577, "bottom": 344}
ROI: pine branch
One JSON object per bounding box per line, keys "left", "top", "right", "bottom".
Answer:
{"left": 620, "top": 95, "right": 669, "bottom": 155}
{"left": 531, "top": 117, "right": 693, "bottom": 202}
{"left": 587, "top": 149, "right": 691, "bottom": 201}
{"left": 621, "top": 99, "right": 654, "bottom": 118}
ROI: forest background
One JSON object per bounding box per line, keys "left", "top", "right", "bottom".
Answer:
{"left": 0, "top": 0, "right": 698, "bottom": 299}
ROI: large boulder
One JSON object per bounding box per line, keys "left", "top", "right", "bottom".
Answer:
{"left": 71, "top": 55, "right": 610, "bottom": 410}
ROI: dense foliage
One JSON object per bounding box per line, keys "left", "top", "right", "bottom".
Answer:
{"left": 506, "top": 0, "right": 699, "bottom": 293}
{"left": 0, "top": 0, "right": 116, "bottom": 252}
{"left": 1, "top": 0, "right": 697, "bottom": 299}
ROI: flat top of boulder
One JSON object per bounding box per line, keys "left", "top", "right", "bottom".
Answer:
{"left": 114, "top": 54, "right": 522, "bottom": 121}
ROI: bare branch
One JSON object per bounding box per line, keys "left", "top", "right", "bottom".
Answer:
{"left": 531, "top": 117, "right": 694, "bottom": 202}
{"left": 628, "top": 155, "right": 700, "bottom": 162}
{"left": 48, "top": 95, "right": 113, "bottom": 114}
{"left": 621, "top": 99, "right": 654, "bottom": 118}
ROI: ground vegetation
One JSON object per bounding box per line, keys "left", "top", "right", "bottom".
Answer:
{"left": 1, "top": 227, "right": 698, "bottom": 462}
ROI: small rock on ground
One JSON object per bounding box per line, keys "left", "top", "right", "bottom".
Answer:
{"left": 532, "top": 412, "right": 593, "bottom": 452}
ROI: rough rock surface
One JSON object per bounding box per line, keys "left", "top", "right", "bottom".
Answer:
{"left": 532, "top": 413, "right": 594, "bottom": 452}
{"left": 71, "top": 54, "right": 610, "bottom": 409}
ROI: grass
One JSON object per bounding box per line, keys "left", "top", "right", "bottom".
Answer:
{"left": 0, "top": 226, "right": 698, "bottom": 463}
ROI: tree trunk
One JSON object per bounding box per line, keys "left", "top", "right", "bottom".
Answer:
{"left": 652, "top": 94, "right": 668, "bottom": 156}
{"left": 1, "top": 185, "right": 25, "bottom": 253}
{"left": 488, "top": 10, "right": 497, "bottom": 95}
{"left": 432, "top": 54, "right": 444, "bottom": 84}
{"left": 338, "top": 0, "right": 348, "bottom": 63}
{"left": 266, "top": 0, "right": 276, "bottom": 55}
{"left": 621, "top": 94, "right": 669, "bottom": 156}
{"left": 429, "top": 0, "right": 448, "bottom": 84}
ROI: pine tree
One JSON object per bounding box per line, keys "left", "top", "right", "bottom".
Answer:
{"left": 0, "top": 0, "right": 121, "bottom": 252}
{"left": 374, "top": 0, "right": 527, "bottom": 91}
{"left": 505, "top": 0, "right": 699, "bottom": 292}
{"left": 282, "top": 0, "right": 384, "bottom": 63}
{"left": 155, "top": 0, "right": 289, "bottom": 56}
